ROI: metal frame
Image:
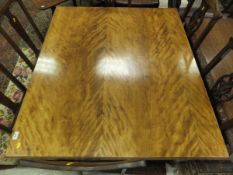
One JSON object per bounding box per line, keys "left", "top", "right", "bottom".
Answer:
{"left": 202, "top": 37, "right": 233, "bottom": 76}
{"left": 182, "top": 0, "right": 222, "bottom": 52}
{"left": 211, "top": 73, "right": 233, "bottom": 103}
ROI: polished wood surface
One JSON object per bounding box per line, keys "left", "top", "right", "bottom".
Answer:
{"left": 6, "top": 7, "right": 228, "bottom": 159}
{"left": 32, "top": 0, "right": 67, "bottom": 9}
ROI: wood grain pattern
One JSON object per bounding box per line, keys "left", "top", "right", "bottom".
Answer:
{"left": 6, "top": 7, "right": 228, "bottom": 160}
{"left": 32, "top": 0, "right": 68, "bottom": 9}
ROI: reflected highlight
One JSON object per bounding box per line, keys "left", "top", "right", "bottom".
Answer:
{"left": 178, "top": 56, "right": 199, "bottom": 75}
{"left": 96, "top": 56, "right": 146, "bottom": 79}
{"left": 36, "top": 57, "right": 58, "bottom": 75}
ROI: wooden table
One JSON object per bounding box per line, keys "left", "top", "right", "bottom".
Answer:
{"left": 6, "top": 7, "right": 228, "bottom": 160}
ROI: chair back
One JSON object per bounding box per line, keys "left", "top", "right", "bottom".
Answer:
{"left": 0, "top": 0, "right": 43, "bottom": 63}
{"left": 181, "top": 0, "right": 222, "bottom": 51}
{"left": 202, "top": 37, "right": 233, "bottom": 76}
{"left": 0, "top": 0, "right": 43, "bottom": 132}
{"left": 201, "top": 38, "right": 233, "bottom": 133}
{"left": 211, "top": 73, "right": 233, "bottom": 103}
{"left": 201, "top": 37, "right": 233, "bottom": 103}
{"left": 201, "top": 37, "right": 233, "bottom": 105}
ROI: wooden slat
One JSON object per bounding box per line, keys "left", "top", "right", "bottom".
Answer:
{"left": 0, "top": 63, "right": 26, "bottom": 92}
{"left": 0, "top": 0, "right": 14, "bottom": 16}
{"left": 0, "top": 91, "right": 19, "bottom": 114}
{"left": 17, "top": 0, "right": 44, "bottom": 42}
{"left": 0, "top": 26, "right": 34, "bottom": 70}
{"left": 5, "top": 10, "right": 39, "bottom": 57}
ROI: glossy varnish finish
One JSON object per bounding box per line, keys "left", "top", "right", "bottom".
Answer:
{"left": 6, "top": 7, "right": 228, "bottom": 159}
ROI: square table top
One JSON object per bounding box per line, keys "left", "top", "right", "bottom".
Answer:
{"left": 6, "top": 7, "right": 228, "bottom": 160}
